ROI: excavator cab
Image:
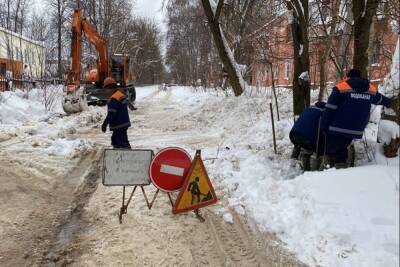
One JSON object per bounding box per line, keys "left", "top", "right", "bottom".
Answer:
{"left": 84, "top": 54, "right": 136, "bottom": 106}
{"left": 110, "top": 54, "right": 129, "bottom": 87}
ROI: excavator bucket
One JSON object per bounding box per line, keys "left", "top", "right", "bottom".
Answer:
{"left": 62, "top": 86, "right": 88, "bottom": 114}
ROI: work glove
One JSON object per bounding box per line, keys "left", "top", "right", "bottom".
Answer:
{"left": 101, "top": 121, "right": 108, "bottom": 133}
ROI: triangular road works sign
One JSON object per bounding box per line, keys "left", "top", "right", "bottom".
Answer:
{"left": 173, "top": 150, "right": 217, "bottom": 214}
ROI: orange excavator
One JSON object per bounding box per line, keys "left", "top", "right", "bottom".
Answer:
{"left": 62, "top": 9, "right": 136, "bottom": 114}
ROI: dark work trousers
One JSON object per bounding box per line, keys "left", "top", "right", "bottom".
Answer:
{"left": 289, "top": 131, "right": 324, "bottom": 155}
{"left": 111, "top": 127, "right": 131, "bottom": 149}
{"left": 324, "top": 134, "right": 352, "bottom": 163}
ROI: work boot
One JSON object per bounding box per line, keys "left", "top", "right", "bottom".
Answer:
{"left": 299, "top": 150, "right": 312, "bottom": 171}
{"left": 291, "top": 146, "right": 301, "bottom": 159}
{"left": 310, "top": 154, "right": 321, "bottom": 171}
{"left": 319, "top": 155, "right": 334, "bottom": 170}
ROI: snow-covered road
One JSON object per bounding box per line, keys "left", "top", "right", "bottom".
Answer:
{"left": 0, "top": 85, "right": 398, "bottom": 266}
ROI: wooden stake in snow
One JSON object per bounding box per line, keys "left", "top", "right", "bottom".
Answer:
{"left": 270, "top": 103, "right": 277, "bottom": 154}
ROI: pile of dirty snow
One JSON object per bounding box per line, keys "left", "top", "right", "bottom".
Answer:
{"left": 0, "top": 86, "right": 99, "bottom": 158}
{"left": 0, "top": 86, "right": 64, "bottom": 125}
{"left": 46, "top": 138, "right": 94, "bottom": 158}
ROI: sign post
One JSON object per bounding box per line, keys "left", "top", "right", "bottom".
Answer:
{"left": 148, "top": 147, "right": 192, "bottom": 209}
{"left": 103, "top": 149, "right": 154, "bottom": 223}
{"left": 103, "top": 147, "right": 217, "bottom": 224}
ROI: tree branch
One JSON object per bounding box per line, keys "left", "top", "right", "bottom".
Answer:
{"left": 215, "top": 0, "right": 224, "bottom": 22}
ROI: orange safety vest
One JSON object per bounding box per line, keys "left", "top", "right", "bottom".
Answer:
{"left": 335, "top": 79, "right": 377, "bottom": 95}
{"left": 109, "top": 90, "right": 125, "bottom": 101}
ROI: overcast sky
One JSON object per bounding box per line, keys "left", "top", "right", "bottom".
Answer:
{"left": 135, "top": 0, "right": 165, "bottom": 29}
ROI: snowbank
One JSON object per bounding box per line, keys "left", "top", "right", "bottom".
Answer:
{"left": 0, "top": 86, "right": 99, "bottom": 160}
{"left": 47, "top": 138, "right": 94, "bottom": 158}
{"left": 0, "top": 86, "right": 64, "bottom": 125}
{"left": 159, "top": 86, "right": 399, "bottom": 266}
{"left": 379, "top": 120, "right": 400, "bottom": 144}
{"left": 0, "top": 90, "right": 45, "bottom": 125}
{"left": 272, "top": 166, "right": 398, "bottom": 266}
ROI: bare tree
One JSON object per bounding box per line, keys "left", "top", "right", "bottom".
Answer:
{"left": 313, "top": 0, "right": 341, "bottom": 101}
{"left": 352, "top": 0, "right": 379, "bottom": 78}
{"left": 201, "top": 0, "right": 244, "bottom": 96}
{"left": 286, "top": 0, "right": 310, "bottom": 116}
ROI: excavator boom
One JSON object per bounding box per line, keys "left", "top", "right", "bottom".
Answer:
{"left": 67, "top": 9, "right": 109, "bottom": 89}
{"left": 63, "top": 9, "right": 135, "bottom": 114}
{"left": 67, "top": 9, "right": 82, "bottom": 90}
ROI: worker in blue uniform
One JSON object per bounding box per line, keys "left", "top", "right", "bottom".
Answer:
{"left": 290, "top": 102, "right": 326, "bottom": 153}
{"left": 290, "top": 101, "right": 326, "bottom": 170}
{"left": 101, "top": 77, "right": 131, "bottom": 149}
{"left": 320, "top": 68, "right": 393, "bottom": 167}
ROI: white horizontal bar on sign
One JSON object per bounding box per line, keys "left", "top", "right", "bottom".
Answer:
{"left": 160, "top": 164, "right": 184, "bottom": 176}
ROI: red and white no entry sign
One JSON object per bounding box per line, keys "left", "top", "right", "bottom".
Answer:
{"left": 149, "top": 147, "right": 192, "bottom": 192}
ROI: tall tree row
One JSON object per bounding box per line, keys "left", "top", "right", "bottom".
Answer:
{"left": 165, "top": 0, "right": 217, "bottom": 86}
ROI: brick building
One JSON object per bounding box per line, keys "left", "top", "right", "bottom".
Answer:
{"left": 250, "top": 12, "right": 399, "bottom": 89}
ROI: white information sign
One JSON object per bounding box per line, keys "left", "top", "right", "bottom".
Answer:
{"left": 103, "top": 149, "right": 153, "bottom": 186}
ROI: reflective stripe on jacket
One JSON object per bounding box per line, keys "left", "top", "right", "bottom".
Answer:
{"left": 321, "top": 77, "right": 390, "bottom": 139}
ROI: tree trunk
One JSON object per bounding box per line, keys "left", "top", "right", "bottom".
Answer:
{"left": 318, "top": 0, "right": 341, "bottom": 101}
{"left": 336, "top": 1, "right": 353, "bottom": 79}
{"left": 7, "top": 0, "right": 10, "bottom": 30}
{"left": 14, "top": 0, "right": 21, "bottom": 33}
{"left": 318, "top": 53, "right": 327, "bottom": 101}
{"left": 287, "top": 0, "right": 310, "bottom": 116}
{"left": 233, "top": 0, "right": 255, "bottom": 64}
{"left": 352, "top": 0, "right": 379, "bottom": 78}
{"left": 57, "top": 0, "right": 62, "bottom": 79}
{"left": 201, "top": 0, "right": 244, "bottom": 96}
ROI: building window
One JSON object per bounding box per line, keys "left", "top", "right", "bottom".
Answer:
{"left": 264, "top": 65, "right": 269, "bottom": 80}
{"left": 273, "top": 64, "right": 279, "bottom": 79}
{"left": 284, "top": 61, "right": 291, "bottom": 80}
{"left": 0, "top": 63, "right": 6, "bottom": 76}
{"left": 275, "top": 35, "right": 280, "bottom": 46}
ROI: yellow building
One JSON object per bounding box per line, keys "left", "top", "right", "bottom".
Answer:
{"left": 0, "top": 26, "right": 46, "bottom": 81}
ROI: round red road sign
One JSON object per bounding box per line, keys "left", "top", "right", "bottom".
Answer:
{"left": 149, "top": 147, "right": 192, "bottom": 192}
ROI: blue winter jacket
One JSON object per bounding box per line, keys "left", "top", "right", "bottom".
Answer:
{"left": 104, "top": 90, "right": 131, "bottom": 131}
{"left": 320, "top": 77, "right": 390, "bottom": 139}
{"left": 290, "top": 102, "right": 326, "bottom": 147}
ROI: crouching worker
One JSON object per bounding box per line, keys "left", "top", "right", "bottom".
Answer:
{"left": 290, "top": 101, "right": 326, "bottom": 171}
{"left": 320, "top": 68, "right": 394, "bottom": 168}
{"left": 101, "top": 77, "right": 131, "bottom": 149}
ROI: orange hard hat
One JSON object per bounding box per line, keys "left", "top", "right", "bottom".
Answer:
{"left": 104, "top": 77, "right": 117, "bottom": 87}
{"left": 86, "top": 69, "right": 99, "bottom": 83}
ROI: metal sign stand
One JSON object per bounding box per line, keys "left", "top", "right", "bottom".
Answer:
{"left": 107, "top": 148, "right": 208, "bottom": 224}
{"left": 119, "top": 186, "right": 176, "bottom": 224}
{"left": 194, "top": 209, "right": 205, "bottom": 222}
